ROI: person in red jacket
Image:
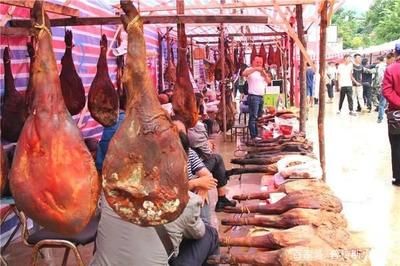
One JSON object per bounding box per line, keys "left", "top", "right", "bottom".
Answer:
{"left": 382, "top": 43, "right": 400, "bottom": 186}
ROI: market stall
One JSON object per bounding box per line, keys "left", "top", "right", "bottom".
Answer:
{"left": 1, "top": 0, "right": 372, "bottom": 265}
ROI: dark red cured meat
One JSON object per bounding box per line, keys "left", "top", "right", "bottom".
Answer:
{"left": 88, "top": 34, "right": 119, "bottom": 127}
{"left": 1, "top": 47, "right": 27, "bottom": 142}
{"left": 9, "top": 1, "right": 100, "bottom": 235}
{"left": 59, "top": 30, "right": 86, "bottom": 116}
{"left": 102, "top": 1, "right": 189, "bottom": 226}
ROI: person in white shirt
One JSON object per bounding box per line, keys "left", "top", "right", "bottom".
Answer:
{"left": 337, "top": 54, "right": 356, "bottom": 116}
{"left": 326, "top": 62, "right": 336, "bottom": 103}
{"left": 242, "top": 55, "right": 271, "bottom": 140}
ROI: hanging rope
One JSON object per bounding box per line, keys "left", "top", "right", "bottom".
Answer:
{"left": 126, "top": 15, "right": 142, "bottom": 33}
{"left": 34, "top": 3, "right": 51, "bottom": 40}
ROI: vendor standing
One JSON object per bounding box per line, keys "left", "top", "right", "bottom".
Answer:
{"left": 242, "top": 55, "right": 271, "bottom": 141}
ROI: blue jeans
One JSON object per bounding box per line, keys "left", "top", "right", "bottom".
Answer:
{"left": 248, "top": 94, "right": 264, "bottom": 138}
{"left": 378, "top": 94, "right": 387, "bottom": 120}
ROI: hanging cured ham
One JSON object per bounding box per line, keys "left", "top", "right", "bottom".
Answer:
{"left": 238, "top": 42, "right": 244, "bottom": 66}
{"left": 0, "top": 146, "right": 8, "bottom": 196}
{"left": 267, "top": 44, "right": 274, "bottom": 65}
{"left": 9, "top": 1, "right": 100, "bottom": 234}
{"left": 26, "top": 41, "right": 35, "bottom": 115}
{"left": 171, "top": 22, "right": 198, "bottom": 129}
{"left": 214, "top": 41, "right": 230, "bottom": 81}
{"left": 250, "top": 44, "right": 257, "bottom": 63}
{"left": 59, "top": 30, "right": 86, "bottom": 116}
{"left": 164, "top": 32, "right": 176, "bottom": 85}
{"left": 102, "top": 1, "right": 189, "bottom": 226}
{"left": 259, "top": 43, "right": 267, "bottom": 67}
{"left": 216, "top": 83, "right": 235, "bottom": 131}
{"left": 233, "top": 45, "right": 239, "bottom": 73}
{"left": 1, "top": 47, "right": 27, "bottom": 142}
{"left": 88, "top": 34, "right": 119, "bottom": 127}
{"left": 274, "top": 45, "right": 282, "bottom": 68}
{"left": 224, "top": 44, "right": 234, "bottom": 78}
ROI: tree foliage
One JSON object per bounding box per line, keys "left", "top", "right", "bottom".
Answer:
{"left": 332, "top": 0, "right": 400, "bottom": 49}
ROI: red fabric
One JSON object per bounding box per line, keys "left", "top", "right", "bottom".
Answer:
{"left": 382, "top": 60, "right": 400, "bottom": 111}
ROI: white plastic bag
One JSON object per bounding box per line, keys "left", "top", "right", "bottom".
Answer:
{"left": 277, "top": 155, "right": 322, "bottom": 180}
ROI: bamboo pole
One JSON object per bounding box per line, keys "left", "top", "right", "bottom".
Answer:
{"left": 318, "top": 1, "right": 328, "bottom": 181}
{"left": 296, "top": 4, "right": 307, "bottom": 134}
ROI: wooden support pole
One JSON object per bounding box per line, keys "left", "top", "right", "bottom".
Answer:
{"left": 272, "top": 1, "right": 316, "bottom": 71}
{"left": 318, "top": 0, "right": 328, "bottom": 181}
{"left": 8, "top": 15, "right": 270, "bottom": 28}
{"left": 289, "top": 21, "right": 295, "bottom": 106}
{"left": 0, "top": 27, "right": 33, "bottom": 37}
{"left": 157, "top": 31, "right": 163, "bottom": 93}
{"left": 196, "top": 39, "right": 281, "bottom": 45}
{"left": 296, "top": 4, "right": 307, "bottom": 134}
{"left": 0, "top": 0, "right": 79, "bottom": 17}
{"left": 136, "top": 0, "right": 317, "bottom": 13}
{"left": 220, "top": 24, "right": 227, "bottom": 141}
{"left": 190, "top": 37, "right": 194, "bottom": 73}
{"left": 282, "top": 43, "right": 288, "bottom": 107}
{"left": 187, "top": 32, "right": 285, "bottom": 38}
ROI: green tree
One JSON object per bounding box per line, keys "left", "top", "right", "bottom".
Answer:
{"left": 366, "top": 0, "right": 400, "bottom": 44}
{"left": 332, "top": 0, "right": 400, "bottom": 49}
{"left": 332, "top": 8, "right": 366, "bottom": 49}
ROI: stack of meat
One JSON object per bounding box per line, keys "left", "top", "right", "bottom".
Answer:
{"left": 227, "top": 132, "right": 314, "bottom": 177}
{"left": 209, "top": 153, "right": 370, "bottom": 264}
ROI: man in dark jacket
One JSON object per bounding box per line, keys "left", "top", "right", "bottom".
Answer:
{"left": 361, "top": 58, "right": 374, "bottom": 112}
{"left": 382, "top": 43, "right": 400, "bottom": 186}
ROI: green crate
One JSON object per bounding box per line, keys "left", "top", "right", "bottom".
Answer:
{"left": 264, "top": 94, "right": 280, "bottom": 107}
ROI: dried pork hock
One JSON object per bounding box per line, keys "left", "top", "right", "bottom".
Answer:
{"left": 208, "top": 246, "right": 370, "bottom": 265}
{"left": 59, "top": 30, "right": 86, "bottom": 116}
{"left": 221, "top": 208, "right": 347, "bottom": 229}
{"left": 227, "top": 164, "right": 278, "bottom": 177}
{"left": 88, "top": 34, "right": 119, "bottom": 127}
{"left": 232, "top": 154, "right": 307, "bottom": 165}
{"left": 102, "top": 1, "right": 189, "bottom": 226}
{"left": 26, "top": 41, "right": 35, "bottom": 115}
{"left": 1, "top": 47, "right": 27, "bottom": 142}
{"left": 220, "top": 225, "right": 352, "bottom": 249}
{"left": 164, "top": 33, "right": 176, "bottom": 84}
{"left": 224, "top": 190, "right": 343, "bottom": 214}
{"left": 246, "top": 142, "right": 313, "bottom": 154}
{"left": 171, "top": 22, "right": 198, "bottom": 129}
{"left": 9, "top": 1, "right": 100, "bottom": 234}
{"left": 216, "top": 83, "right": 235, "bottom": 131}
{"left": 1, "top": 146, "right": 8, "bottom": 196}
{"left": 233, "top": 179, "right": 332, "bottom": 201}
{"left": 246, "top": 151, "right": 316, "bottom": 159}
